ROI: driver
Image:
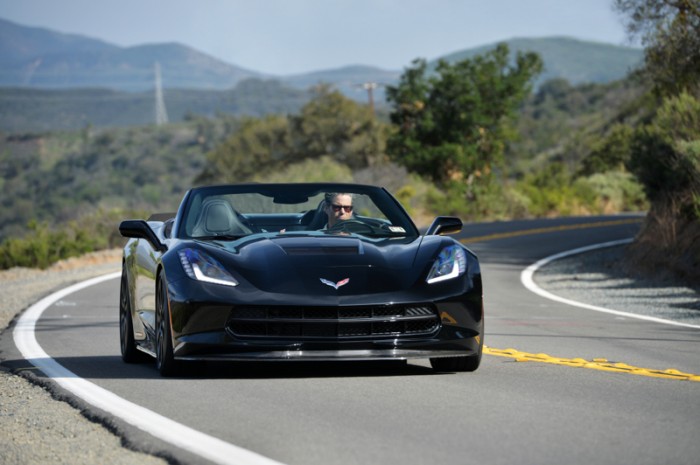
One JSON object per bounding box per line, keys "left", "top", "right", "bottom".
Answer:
{"left": 324, "top": 192, "right": 354, "bottom": 228}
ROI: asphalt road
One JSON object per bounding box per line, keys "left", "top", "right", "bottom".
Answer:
{"left": 7, "top": 216, "right": 700, "bottom": 465}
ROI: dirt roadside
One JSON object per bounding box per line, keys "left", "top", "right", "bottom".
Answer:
{"left": 0, "top": 250, "right": 168, "bottom": 465}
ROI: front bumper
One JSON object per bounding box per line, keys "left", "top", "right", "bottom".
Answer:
{"left": 165, "top": 274, "right": 483, "bottom": 362}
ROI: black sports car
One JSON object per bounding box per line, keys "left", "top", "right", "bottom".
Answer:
{"left": 119, "top": 183, "right": 484, "bottom": 376}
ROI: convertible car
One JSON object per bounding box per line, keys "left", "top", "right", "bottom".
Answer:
{"left": 119, "top": 183, "right": 484, "bottom": 376}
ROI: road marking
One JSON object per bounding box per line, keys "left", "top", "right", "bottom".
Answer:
{"left": 511, "top": 237, "right": 700, "bottom": 381}
{"left": 484, "top": 347, "right": 700, "bottom": 382}
{"left": 13, "top": 272, "right": 285, "bottom": 465}
{"left": 460, "top": 217, "right": 642, "bottom": 244}
{"left": 521, "top": 239, "right": 700, "bottom": 330}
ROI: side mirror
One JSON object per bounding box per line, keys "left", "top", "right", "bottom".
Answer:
{"left": 119, "top": 220, "right": 167, "bottom": 252}
{"left": 425, "top": 216, "right": 463, "bottom": 236}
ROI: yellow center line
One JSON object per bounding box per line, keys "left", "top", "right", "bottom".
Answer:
{"left": 485, "top": 347, "right": 700, "bottom": 382}
{"left": 460, "top": 218, "right": 642, "bottom": 244}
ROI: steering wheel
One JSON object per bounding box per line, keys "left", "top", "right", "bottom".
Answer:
{"left": 327, "top": 219, "right": 374, "bottom": 235}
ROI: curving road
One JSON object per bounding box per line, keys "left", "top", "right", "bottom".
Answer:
{"left": 6, "top": 216, "right": 700, "bottom": 465}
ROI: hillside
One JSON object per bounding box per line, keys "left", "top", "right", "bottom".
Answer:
{"left": 437, "top": 37, "right": 643, "bottom": 85}
{"left": 0, "top": 80, "right": 310, "bottom": 132}
{"left": 0, "top": 18, "right": 261, "bottom": 91}
{"left": 1, "top": 17, "right": 642, "bottom": 95}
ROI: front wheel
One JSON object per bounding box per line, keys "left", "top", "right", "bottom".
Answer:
{"left": 155, "top": 273, "right": 180, "bottom": 376}
{"left": 430, "top": 329, "right": 484, "bottom": 373}
{"left": 430, "top": 354, "right": 481, "bottom": 372}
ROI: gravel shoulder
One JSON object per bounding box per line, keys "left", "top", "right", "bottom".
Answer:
{"left": 534, "top": 244, "right": 700, "bottom": 326}
{"left": 0, "top": 250, "right": 168, "bottom": 465}
{"left": 1, "top": 244, "right": 698, "bottom": 464}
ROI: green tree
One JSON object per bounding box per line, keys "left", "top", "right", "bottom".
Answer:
{"left": 386, "top": 44, "right": 543, "bottom": 195}
{"left": 197, "top": 87, "right": 387, "bottom": 184}
{"left": 288, "top": 85, "right": 385, "bottom": 169}
{"left": 196, "top": 115, "right": 291, "bottom": 184}
{"left": 614, "top": 0, "right": 700, "bottom": 96}
{"left": 628, "top": 92, "right": 700, "bottom": 213}
{"left": 579, "top": 123, "right": 635, "bottom": 175}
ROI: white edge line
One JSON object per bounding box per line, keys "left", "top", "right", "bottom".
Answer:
{"left": 521, "top": 239, "right": 700, "bottom": 330}
{"left": 12, "top": 271, "right": 285, "bottom": 465}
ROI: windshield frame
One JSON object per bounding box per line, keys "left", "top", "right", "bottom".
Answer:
{"left": 174, "top": 183, "right": 420, "bottom": 240}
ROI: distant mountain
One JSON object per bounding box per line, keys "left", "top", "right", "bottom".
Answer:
{"left": 0, "top": 17, "right": 262, "bottom": 91}
{"left": 435, "top": 37, "right": 643, "bottom": 85}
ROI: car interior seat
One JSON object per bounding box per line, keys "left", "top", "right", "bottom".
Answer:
{"left": 305, "top": 200, "right": 328, "bottom": 230}
{"left": 192, "top": 199, "right": 252, "bottom": 236}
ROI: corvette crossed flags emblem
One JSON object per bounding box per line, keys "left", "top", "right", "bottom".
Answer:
{"left": 320, "top": 278, "right": 350, "bottom": 289}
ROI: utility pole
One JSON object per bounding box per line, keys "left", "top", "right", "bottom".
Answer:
{"left": 363, "top": 82, "right": 378, "bottom": 116}
{"left": 154, "top": 62, "right": 169, "bottom": 126}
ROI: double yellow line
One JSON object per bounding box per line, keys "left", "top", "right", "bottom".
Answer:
{"left": 485, "top": 347, "right": 700, "bottom": 382}
{"left": 460, "top": 217, "right": 642, "bottom": 244}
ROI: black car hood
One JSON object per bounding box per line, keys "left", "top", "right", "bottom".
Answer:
{"left": 208, "top": 234, "right": 445, "bottom": 296}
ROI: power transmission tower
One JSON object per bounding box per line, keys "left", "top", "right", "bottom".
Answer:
{"left": 154, "top": 62, "right": 169, "bottom": 126}
{"left": 363, "top": 82, "right": 378, "bottom": 115}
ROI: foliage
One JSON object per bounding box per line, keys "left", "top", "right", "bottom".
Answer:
{"left": 627, "top": 92, "right": 700, "bottom": 218}
{"left": 0, "top": 118, "right": 237, "bottom": 242}
{"left": 0, "top": 40, "right": 674, "bottom": 270}
{"left": 579, "top": 124, "right": 635, "bottom": 176}
{"left": 614, "top": 0, "right": 700, "bottom": 96}
{"left": 511, "top": 77, "right": 649, "bottom": 177}
{"left": 386, "top": 44, "right": 543, "bottom": 190}
{"left": 288, "top": 86, "right": 385, "bottom": 169}
{"left": 197, "top": 87, "right": 385, "bottom": 184}
{"left": 252, "top": 156, "right": 353, "bottom": 184}
{"left": 0, "top": 220, "right": 97, "bottom": 269}
{"left": 514, "top": 164, "right": 647, "bottom": 217}
{"left": 197, "top": 115, "right": 291, "bottom": 184}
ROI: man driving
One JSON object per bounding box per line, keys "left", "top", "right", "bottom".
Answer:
{"left": 324, "top": 192, "right": 354, "bottom": 228}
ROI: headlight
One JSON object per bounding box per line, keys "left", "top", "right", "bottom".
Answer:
{"left": 426, "top": 245, "right": 467, "bottom": 284}
{"left": 178, "top": 248, "right": 239, "bottom": 287}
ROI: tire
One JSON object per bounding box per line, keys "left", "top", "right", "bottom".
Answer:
{"left": 430, "top": 354, "right": 481, "bottom": 372}
{"left": 430, "top": 323, "right": 484, "bottom": 373}
{"left": 155, "top": 272, "right": 180, "bottom": 377}
{"left": 119, "top": 268, "right": 148, "bottom": 363}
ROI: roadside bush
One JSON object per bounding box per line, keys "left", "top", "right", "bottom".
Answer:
{"left": 0, "top": 221, "right": 97, "bottom": 270}
{"left": 577, "top": 170, "right": 648, "bottom": 213}
{"left": 252, "top": 155, "right": 352, "bottom": 183}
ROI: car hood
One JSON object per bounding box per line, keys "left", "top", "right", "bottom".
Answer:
{"left": 207, "top": 234, "right": 445, "bottom": 296}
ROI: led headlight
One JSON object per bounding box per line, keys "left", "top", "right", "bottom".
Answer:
{"left": 426, "top": 245, "right": 467, "bottom": 284}
{"left": 178, "top": 248, "right": 239, "bottom": 287}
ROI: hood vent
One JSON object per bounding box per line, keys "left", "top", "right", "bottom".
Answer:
{"left": 282, "top": 245, "right": 360, "bottom": 256}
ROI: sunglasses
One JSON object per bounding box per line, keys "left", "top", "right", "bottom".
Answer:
{"left": 331, "top": 204, "right": 353, "bottom": 212}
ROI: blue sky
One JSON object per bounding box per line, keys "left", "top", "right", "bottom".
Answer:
{"left": 0, "top": 0, "right": 633, "bottom": 75}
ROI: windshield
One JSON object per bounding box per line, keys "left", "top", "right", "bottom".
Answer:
{"left": 177, "top": 183, "right": 419, "bottom": 240}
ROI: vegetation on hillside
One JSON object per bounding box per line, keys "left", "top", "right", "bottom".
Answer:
{"left": 386, "top": 44, "right": 543, "bottom": 218}
{"left": 3, "top": 1, "right": 696, "bottom": 275}
{"left": 0, "top": 80, "right": 309, "bottom": 132}
{"left": 610, "top": 0, "right": 700, "bottom": 282}
{"left": 0, "top": 65, "right": 650, "bottom": 269}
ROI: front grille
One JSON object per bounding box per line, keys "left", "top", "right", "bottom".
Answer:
{"left": 226, "top": 304, "right": 440, "bottom": 340}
